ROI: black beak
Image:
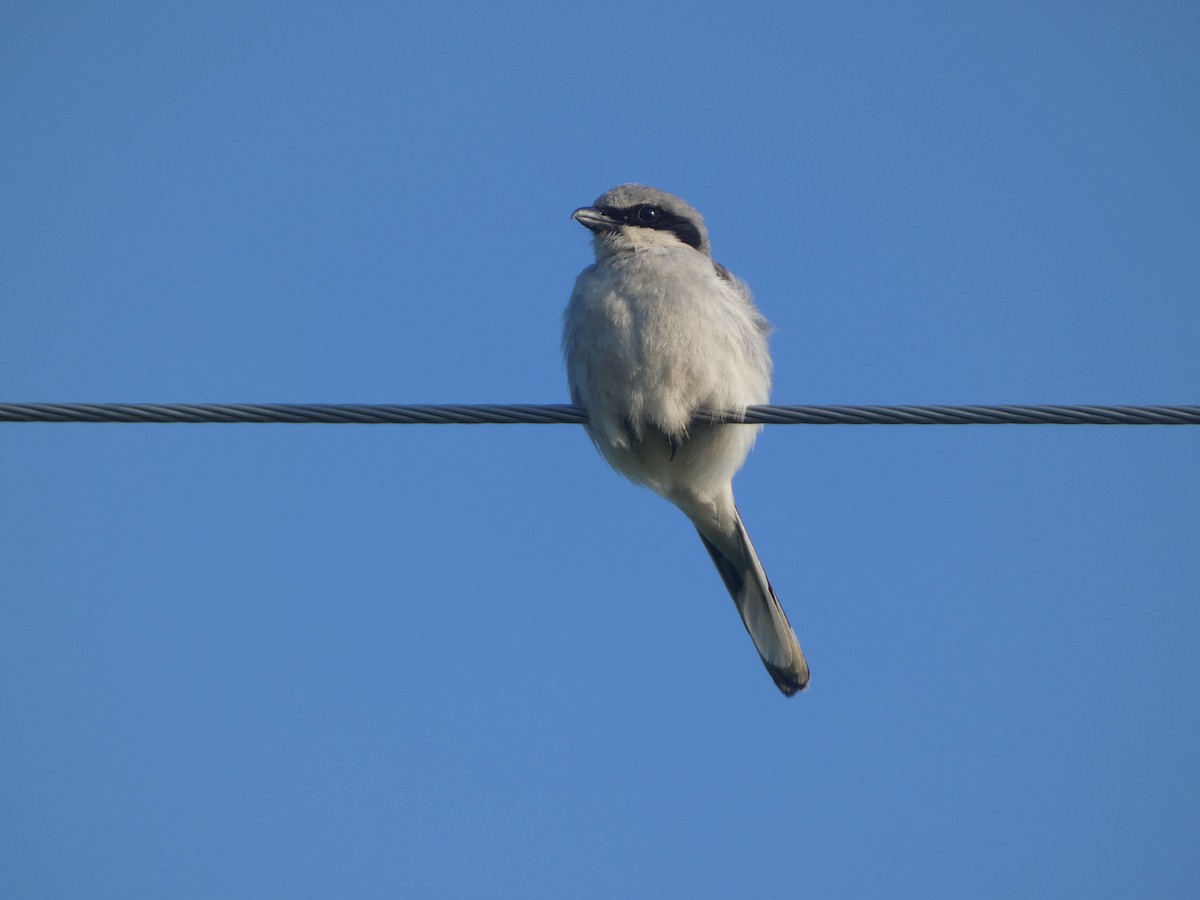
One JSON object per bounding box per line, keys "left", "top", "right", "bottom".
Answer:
{"left": 571, "top": 206, "right": 622, "bottom": 234}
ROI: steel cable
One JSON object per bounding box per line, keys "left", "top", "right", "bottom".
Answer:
{"left": 1, "top": 402, "right": 1198, "bottom": 425}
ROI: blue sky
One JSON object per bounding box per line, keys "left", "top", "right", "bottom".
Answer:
{"left": 3, "top": 2, "right": 1198, "bottom": 897}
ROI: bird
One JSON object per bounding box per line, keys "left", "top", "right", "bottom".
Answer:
{"left": 562, "top": 183, "right": 809, "bottom": 696}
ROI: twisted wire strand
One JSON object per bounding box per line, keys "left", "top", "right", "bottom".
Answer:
{"left": 0, "top": 402, "right": 1197, "bottom": 425}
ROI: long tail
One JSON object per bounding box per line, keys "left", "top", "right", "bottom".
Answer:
{"left": 695, "top": 508, "right": 810, "bottom": 696}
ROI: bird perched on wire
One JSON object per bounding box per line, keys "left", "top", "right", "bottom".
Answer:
{"left": 563, "top": 184, "right": 809, "bottom": 696}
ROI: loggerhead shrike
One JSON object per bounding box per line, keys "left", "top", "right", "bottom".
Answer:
{"left": 563, "top": 184, "right": 810, "bottom": 696}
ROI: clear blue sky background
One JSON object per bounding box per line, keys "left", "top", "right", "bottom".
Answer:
{"left": 3, "top": 2, "right": 1198, "bottom": 897}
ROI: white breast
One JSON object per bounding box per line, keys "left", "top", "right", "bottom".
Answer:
{"left": 564, "top": 243, "right": 772, "bottom": 466}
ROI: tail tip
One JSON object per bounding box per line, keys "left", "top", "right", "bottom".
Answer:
{"left": 767, "top": 662, "right": 810, "bottom": 697}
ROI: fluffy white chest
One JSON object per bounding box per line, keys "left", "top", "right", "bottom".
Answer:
{"left": 564, "top": 245, "right": 772, "bottom": 442}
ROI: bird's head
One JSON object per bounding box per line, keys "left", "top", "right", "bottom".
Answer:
{"left": 572, "top": 184, "right": 712, "bottom": 258}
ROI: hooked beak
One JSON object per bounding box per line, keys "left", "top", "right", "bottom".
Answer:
{"left": 571, "top": 206, "right": 622, "bottom": 234}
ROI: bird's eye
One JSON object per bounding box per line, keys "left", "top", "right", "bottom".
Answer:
{"left": 635, "top": 205, "right": 662, "bottom": 224}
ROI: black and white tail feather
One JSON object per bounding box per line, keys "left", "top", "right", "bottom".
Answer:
{"left": 694, "top": 508, "right": 809, "bottom": 695}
